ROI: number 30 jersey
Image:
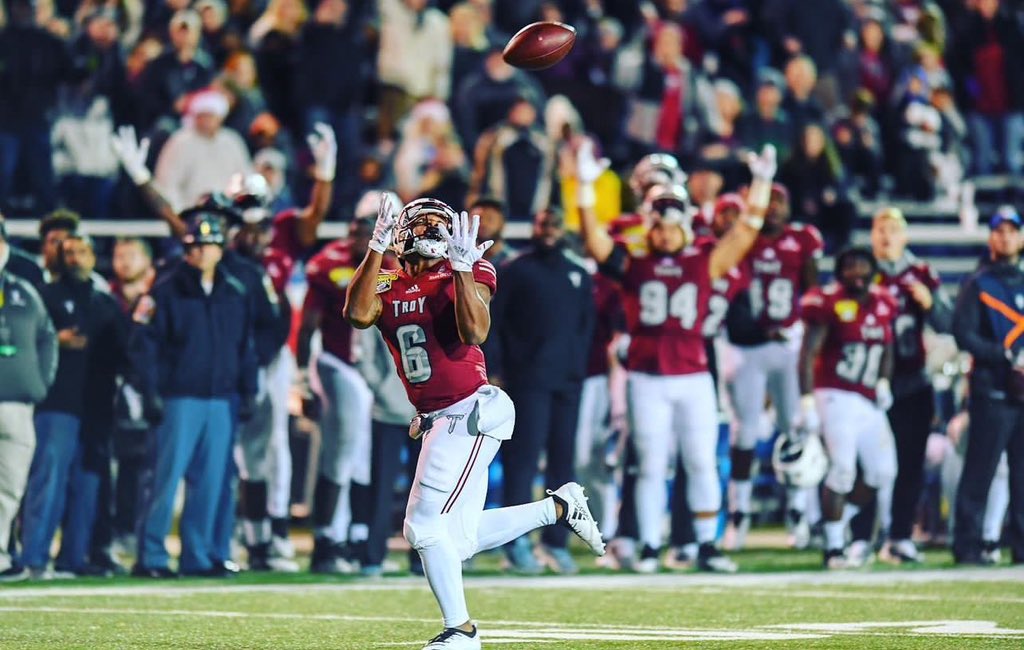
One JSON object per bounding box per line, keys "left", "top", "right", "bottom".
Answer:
{"left": 747, "top": 224, "right": 823, "bottom": 330}
{"left": 375, "top": 259, "right": 498, "bottom": 413}
{"left": 602, "top": 243, "right": 743, "bottom": 375}
{"left": 800, "top": 283, "right": 897, "bottom": 401}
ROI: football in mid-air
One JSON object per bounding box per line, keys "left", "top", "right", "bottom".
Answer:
{"left": 502, "top": 21, "right": 577, "bottom": 71}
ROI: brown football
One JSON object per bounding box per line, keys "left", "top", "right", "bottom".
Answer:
{"left": 502, "top": 21, "right": 577, "bottom": 71}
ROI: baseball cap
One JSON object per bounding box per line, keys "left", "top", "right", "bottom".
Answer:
{"left": 757, "top": 68, "right": 785, "bottom": 91}
{"left": 989, "top": 205, "right": 1022, "bottom": 230}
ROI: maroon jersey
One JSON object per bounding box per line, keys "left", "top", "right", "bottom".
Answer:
{"left": 747, "top": 223, "right": 823, "bottom": 330}
{"left": 304, "top": 240, "right": 359, "bottom": 364}
{"left": 874, "top": 256, "right": 941, "bottom": 376}
{"left": 693, "top": 236, "right": 751, "bottom": 338}
{"left": 586, "top": 273, "right": 626, "bottom": 377}
{"left": 801, "top": 283, "right": 897, "bottom": 401}
{"left": 376, "top": 259, "right": 498, "bottom": 413}
{"left": 602, "top": 243, "right": 719, "bottom": 376}
{"left": 263, "top": 209, "right": 307, "bottom": 294}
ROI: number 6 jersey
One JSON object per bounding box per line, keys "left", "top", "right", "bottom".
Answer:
{"left": 375, "top": 259, "right": 498, "bottom": 413}
{"left": 800, "top": 283, "right": 897, "bottom": 401}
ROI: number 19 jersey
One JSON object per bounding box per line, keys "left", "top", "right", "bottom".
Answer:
{"left": 800, "top": 283, "right": 897, "bottom": 401}
{"left": 747, "top": 224, "right": 823, "bottom": 330}
{"left": 375, "top": 259, "right": 498, "bottom": 413}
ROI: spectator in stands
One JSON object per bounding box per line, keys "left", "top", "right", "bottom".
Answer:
{"left": 449, "top": 1, "right": 491, "bottom": 102}
{"left": 698, "top": 79, "right": 747, "bottom": 188}
{"left": 293, "top": 0, "right": 371, "bottom": 214}
{"left": 951, "top": 206, "right": 1024, "bottom": 566}
{"left": 765, "top": 0, "right": 852, "bottom": 106}
{"left": 471, "top": 195, "right": 515, "bottom": 267}
{"left": 832, "top": 90, "right": 882, "bottom": 199}
{"left": 154, "top": 89, "right": 251, "bottom": 211}
{"left": 687, "top": 0, "right": 756, "bottom": 89}
{"left": 956, "top": 0, "right": 1024, "bottom": 176}
{"left": 394, "top": 100, "right": 457, "bottom": 201}
{"left": 782, "top": 56, "right": 826, "bottom": 145}
{"left": 217, "top": 51, "right": 267, "bottom": 144}
{"left": 253, "top": 148, "right": 295, "bottom": 213}
{"left": 454, "top": 45, "right": 546, "bottom": 151}
{"left": 38, "top": 210, "right": 81, "bottom": 279}
{"left": 489, "top": 207, "right": 594, "bottom": 574}
{"left": 20, "top": 233, "right": 123, "bottom": 578}
{"left": 738, "top": 68, "right": 794, "bottom": 163}
{"left": 931, "top": 81, "right": 968, "bottom": 201}
{"left": 579, "top": 17, "right": 629, "bottom": 162}
{"left": 131, "top": 213, "right": 257, "bottom": 578}
{"left": 894, "top": 67, "right": 941, "bottom": 201}
{"left": 0, "top": 0, "right": 79, "bottom": 216}
{"left": 137, "top": 10, "right": 215, "bottom": 131}
{"left": 196, "top": 0, "right": 233, "bottom": 67}
{"left": 468, "top": 97, "right": 554, "bottom": 222}
{"left": 0, "top": 223, "right": 57, "bottom": 583}
{"left": 377, "top": 0, "right": 452, "bottom": 143}
{"left": 778, "top": 122, "right": 854, "bottom": 252}
{"left": 249, "top": 0, "right": 307, "bottom": 130}
{"left": 856, "top": 13, "right": 897, "bottom": 107}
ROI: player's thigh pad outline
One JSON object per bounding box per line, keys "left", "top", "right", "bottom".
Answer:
{"left": 817, "top": 388, "right": 870, "bottom": 494}
{"left": 314, "top": 351, "right": 374, "bottom": 484}
{"left": 672, "top": 372, "right": 721, "bottom": 513}
{"left": 730, "top": 344, "right": 770, "bottom": 450}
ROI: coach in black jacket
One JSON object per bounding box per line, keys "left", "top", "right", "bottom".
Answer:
{"left": 132, "top": 214, "right": 257, "bottom": 578}
{"left": 488, "top": 208, "right": 595, "bottom": 574}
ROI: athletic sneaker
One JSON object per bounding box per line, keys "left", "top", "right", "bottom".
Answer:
{"left": 547, "top": 482, "right": 606, "bottom": 556}
{"left": 0, "top": 566, "right": 28, "bottom": 583}
{"left": 697, "top": 543, "right": 737, "bottom": 573}
{"left": 28, "top": 566, "right": 75, "bottom": 581}
{"left": 662, "top": 543, "right": 698, "bottom": 571}
{"left": 422, "top": 625, "right": 481, "bottom": 649}
{"left": 607, "top": 537, "right": 636, "bottom": 572}
{"left": 823, "top": 548, "right": 850, "bottom": 570}
{"left": 270, "top": 534, "right": 296, "bottom": 561}
{"left": 981, "top": 540, "right": 1002, "bottom": 565}
{"left": 724, "top": 512, "right": 751, "bottom": 551}
{"left": 635, "top": 545, "right": 660, "bottom": 574}
{"left": 504, "top": 537, "right": 543, "bottom": 575}
{"left": 786, "top": 509, "right": 811, "bottom": 550}
{"left": 846, "top": 540, "right": 874, "bottom": 568}
{"left": 879, "top": 539, "right": 923, "bottom": 565}
{"left": 310, "top": 538, "right": 356, "bottom": 575}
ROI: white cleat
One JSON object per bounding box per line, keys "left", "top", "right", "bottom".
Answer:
{"left": 879, "top": 539, "right": 923, "bottom": 565}
{"left": 548, "top": 482, "right": 606, "bottom": 556}
{"left": 697, "top": 543, "right": 738, "bottom": 574}
{"left": 787, "top": 515, "right": 811, "bottom": 550}
{"left": 423, "top": 625, "right": 481, "bottom": 649}
{"left": 724, "top": 512, "right": 751, "bottom": 551}
{"left": 270, "top": 535, "right": 296, "bottom": 560}
{"left": 845, "top": 540, "right": 874, "bottom": 568}
{"left": 823, "top": 548, "right": 851, "bottom": 570}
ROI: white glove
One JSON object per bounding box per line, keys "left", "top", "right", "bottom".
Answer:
{"left": 875, "top": 378, "right": 894, "bottom": 411}
{"left": 746, "top": 144, "right": 777, "bottom": 181}
{"left": 442, "top": 211, "right": 493, "bottom": 273}
{"left": 110, "top": 125, "right": 152, "bottom": 186}
{"left": 575, "top": 138, "right": 610, "bottom": 209}
{"left": 307, "top": 122, "right": 337, "bottom": 182}
{"left": 795, "top": 393, "right": 820, "bottom": 434}
{"left": 368, "top": 193, "right": 397, "bottom": 255}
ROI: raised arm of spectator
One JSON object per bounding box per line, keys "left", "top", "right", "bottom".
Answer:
{"left": 111, "top": 126, "right": 188, "bottom": 238}
{"left": 295, "top": 123, "right": 337, "bottom": 248}
{"left": 708, "top": 146, "right": 776, "bottom": 280}
{"left": 572, "top": 139, "right": 614, "bottom": 264}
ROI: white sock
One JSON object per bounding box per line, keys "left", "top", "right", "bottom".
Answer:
{"left": 730, "top": 480, "right": 753, "bottom": 514}
{"left": 787, "top": 487, "right": 807, "bottom": 514}
{"left": 877, "top": 481, "right": 894, "bottom": 535}
{"left": 475, "top": 499, "right": 557, "bottom": 553}
{"left": 824, "top": 520, "right": 846, "bottom": 551}
{"left": 636, "top": 473, "right": 668, "bottom": 550}
{"left": 841, "top": 503, "right": 860, "bottom": 528}
{"left": 349, "top": 523, "right": 369, "bottom": 544}
{"left": 694, "top": 516, "right": 718, "bottom": 544}
{"left": 417, "top": 535, "right": 470, "bottom": 628}
{"left": 984, "top": 465, "right": 1010, "bottom": 542}
{"left": 317, "top": 482, "right": 352, "bottom": 543}
{"left": 242, "top": 519, "right": 271, "bottom": 546}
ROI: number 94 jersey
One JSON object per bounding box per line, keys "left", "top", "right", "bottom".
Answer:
{"left": 376, "top": 259, "right": 498, "bottom": 413}
{"left": 800, "top": 283, "right": 897, "bottom": 401}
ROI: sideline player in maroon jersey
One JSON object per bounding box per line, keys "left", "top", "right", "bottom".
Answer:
{"left": 870, "top": 207, "right": 952, "bottom": 564}
{"left": 799, "top": 246, "right": 898, "bottom": 569}
{"left": 344, "top": 198, "right": 605, "bottom": 650}
{"left": 724, "top": 183, "right": 823, "bottom": 551}
{"left": 575, "top": 139, "right": 776, "bottom": 574}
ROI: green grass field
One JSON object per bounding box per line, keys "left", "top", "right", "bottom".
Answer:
{"left": 2, "top": 548, "right": 1022, "bottom": 649}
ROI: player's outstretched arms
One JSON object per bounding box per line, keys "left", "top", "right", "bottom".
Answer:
{"left": 344, "top": 198, "right": 395, "bottom": 328}
{"left": 110, "top": 125, "right": 187, "bottom": 238}
{"left": 572, "top": 138, "right": 614, "bottom": 264}
{"left": 709, "top": 145, "right": 776, "bottom": 280}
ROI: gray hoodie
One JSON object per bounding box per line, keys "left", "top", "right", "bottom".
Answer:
{"left": 355, "top": 327, "right": 416, "bottom": 426}
{"left": 0, "top": 245, "right": 58, "bottom": 403}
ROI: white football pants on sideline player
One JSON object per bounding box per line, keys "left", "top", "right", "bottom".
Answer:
{"left": 266, "top": 346, "right": 295, "bottom": 521}
{"left": 629, "top": 371, "right": 721, "bottom": 550}
{"left": 313, "top": 350, "right": 373, "bottom": 543}
{"left": 575, "top": 374, "right": 618, "bottom": 538}
{"left": 816, "top": 388, "right": 897, "bottom": 495}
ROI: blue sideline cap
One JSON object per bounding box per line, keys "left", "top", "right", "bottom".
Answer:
{"left": 990, "top": 205, "right": 1022, "bottom": 230}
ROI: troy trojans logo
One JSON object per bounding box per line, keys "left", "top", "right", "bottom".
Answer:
{"left": 446, "top": 413, "right": 465, "bottom": 433}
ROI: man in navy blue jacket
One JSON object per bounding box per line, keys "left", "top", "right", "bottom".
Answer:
{"left": 131, "top": 213, "right": 257, "bottom": 578}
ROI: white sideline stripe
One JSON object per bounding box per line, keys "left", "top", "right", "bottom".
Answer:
{"left": 1, "top": 567, "right": 1022, "bottom": 601}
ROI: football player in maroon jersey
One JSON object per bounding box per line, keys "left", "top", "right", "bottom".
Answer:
{"left": 344, "top": 198, "right": 605, "bottom": 650}
{"left": 575, "top": 139, "right": 776, "bottom": 573}
{"left": 798, "top": 246, "right": 899, "bottom": 569}
{"left": 870, "top": 207, "right": 952, "bottom": 564}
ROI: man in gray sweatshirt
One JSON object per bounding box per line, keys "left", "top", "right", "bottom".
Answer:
{"left": 0, "top": 220, "right": 58, "bottom": 582}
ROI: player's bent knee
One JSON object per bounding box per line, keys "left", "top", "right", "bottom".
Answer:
{"left": 403, "top": 515, "right": 444, "bottom": 551}
{"left": 825, "top": 463, "right": 856, "bottom": 495}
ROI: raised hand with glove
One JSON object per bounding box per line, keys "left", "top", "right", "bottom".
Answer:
{"left": 368, "top": 191, "right": 398, "bottom": 255}
{"left": 111, "top": 125, "right": 152, "bottom": 186}
{"left": 307, "top": 122, "right": 337, "bottom": 182}
{"left": 574, "top": 138, "right": 611, "bottom": 210}
{"left": 440, "top": 211, "right": 493, "bottom": 272}
{"left": 744, "top": 144, "right": 777, "bottom": 219}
